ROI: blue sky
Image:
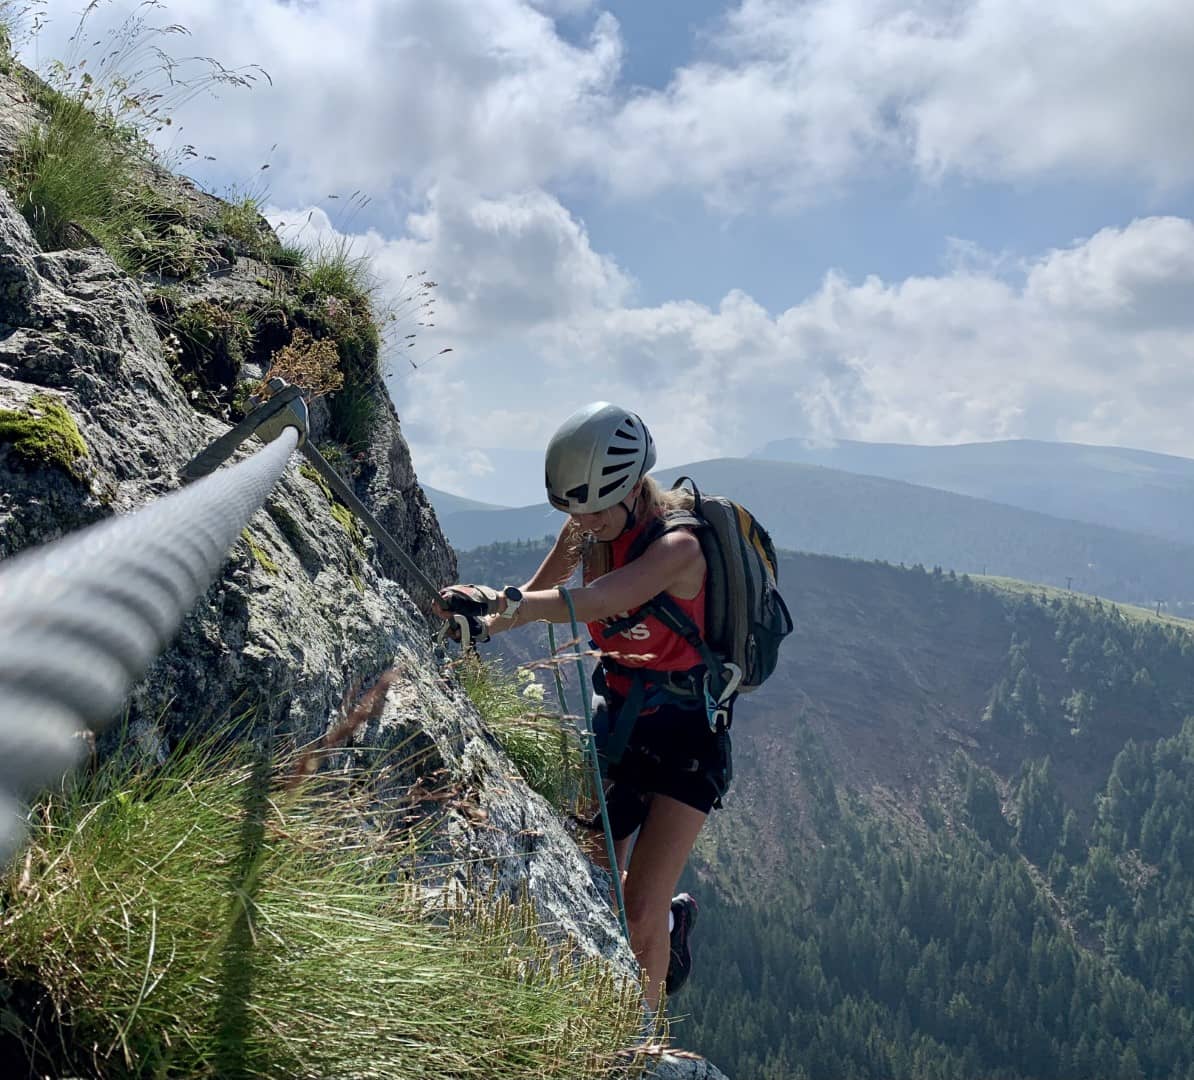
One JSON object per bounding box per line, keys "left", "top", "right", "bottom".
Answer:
{"left": 551, "top": 1, "right": 1194, "bottom": 313}
{"left": 18, "top": 0, "right": 1194, "bottom": 506}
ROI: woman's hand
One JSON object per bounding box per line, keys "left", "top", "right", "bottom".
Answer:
{"left": 433, "top": 584, "right": 504, "bottom": 620}
{"left": 432, "top": 584, "right": 507, "bottom": 644}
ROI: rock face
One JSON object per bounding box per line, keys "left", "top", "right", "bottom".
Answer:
{"left": 647, "top": 1053, "right": 732, "bottom": 1080}
{"left": 0, "top": 178, "right": 624, "bottom": 946}
{"left": 0, "top": 66, "right": 730, "bottom": 1078}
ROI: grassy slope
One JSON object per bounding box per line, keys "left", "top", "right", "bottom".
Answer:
{"left": 458, "top": 539, "right": 1194, "bottom": 886}
{"left": 973, "top": 573, "right": 1193, "bottom": 630}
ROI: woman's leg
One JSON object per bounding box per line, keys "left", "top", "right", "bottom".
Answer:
{"left": 587, "top": 828, "right": 635, "bottom": 875}
{"left": 621, "top": 793, "right": 708, "bottom": 1012}
{"left": 584, "top": 783, "right": 647, "bottom": 872}
{"left": 583, "top": 791, "right": 640, "bottom": 911}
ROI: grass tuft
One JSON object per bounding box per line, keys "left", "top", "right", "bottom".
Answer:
{"left": 0, "top": 730, "right": 643, "bottom": 1078}
{"left": 269, "top": 242, "right": 306, "bottom": 269}
{"left": 1, "top": 2, "right": 264, "bottom": 276}
{"left": 326, "top": 380, "right": 378, "bottom": 451}
{"left": 304, "top": 234, "right": 375, "bottom": 301}
{"left": 458, "top": 655, "right": 589, "bottom": 814}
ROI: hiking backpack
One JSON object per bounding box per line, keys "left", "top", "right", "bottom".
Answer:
{"left": 605, "top": 475, "right": 794, "bottom": 709}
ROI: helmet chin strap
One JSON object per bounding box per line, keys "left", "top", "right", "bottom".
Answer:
{"left": 612, "top": 490, "right": 641, "bottom": 539}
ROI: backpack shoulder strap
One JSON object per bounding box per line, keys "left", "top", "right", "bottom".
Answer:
{"left": 668, "top": 475, "right": 705, "bottom": 513}
{"left": 647, "top": 592, "right": 722, "bottom": 683}
{"left": 601, "top": 510, "right": 704, "bottom": 637}
{"left": 624, "top": 509, "right": 702, "bottom": 563}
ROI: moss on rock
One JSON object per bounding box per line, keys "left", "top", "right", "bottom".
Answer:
{"left": 0, "top": 394, "right": 88, "bottom": 478}
{"left": 240, "top": 527, "right": 279, "bottom": 574}
{"left": 300, "top": 462, "right": 367, "bottom": 554}
{"left": 329, "top": 500, "right": 367, "bottom": 554}
{"left": 299, "top": 461, "right": 333, "bottom": 502}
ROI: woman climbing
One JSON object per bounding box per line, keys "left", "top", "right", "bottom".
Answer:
{"left": 433, "top": 402, "right": 730, "bottom": 1013}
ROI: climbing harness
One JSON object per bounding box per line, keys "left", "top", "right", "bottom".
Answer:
{"left": 549, "top": 593, "right": 631, "bottom": 944}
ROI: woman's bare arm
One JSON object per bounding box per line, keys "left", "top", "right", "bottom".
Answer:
{"left": 491, "top": 530, "right": 703, "bottom": 632}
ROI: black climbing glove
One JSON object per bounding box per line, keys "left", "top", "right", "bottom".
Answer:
{"left": 438, "top": 584, "right": 504, "bottom": 618}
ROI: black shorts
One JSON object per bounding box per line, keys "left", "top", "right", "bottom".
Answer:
{"left": 593, "top": 701, "right": 732, "bottom": 842}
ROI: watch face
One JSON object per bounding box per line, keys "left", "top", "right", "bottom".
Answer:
{"left": 504, "top": 586, "right": 523, "bottom": 601}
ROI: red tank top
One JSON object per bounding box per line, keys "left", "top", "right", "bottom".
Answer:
{"left": 586, "top": 518, "right": 707, "bottom": 697}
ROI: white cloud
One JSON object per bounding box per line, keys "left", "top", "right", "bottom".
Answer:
{"left": 25, "top": 0, "right": 1193, "bottom": 211}
{"left": 269, "top": 185, "right": 630, "bottom": 343}
{"left": 528, "top": 0, "right": 597, "bottom": 13}
{"left": 17, "top": 2, "right": 1194, "bottom": 502}
{"left": 266, "top": 196, "right": 1194, "bottom": 488}
{"left": 1025, "top": 217, "right": 1194, "bottom": 329}
{"left": 27, "top": 0, "right": 621, "bottom": 202}
{"left": 605, "top": 0, "right": 1194, "bottom": 206}
{"left": 381, "top": 207, "right": 1194, "bottom": 497}
{"left": 395, "top": 186, "right": 632, "bottom": 333}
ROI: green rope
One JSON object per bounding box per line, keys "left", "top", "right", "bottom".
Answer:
{"left": 554, "top": 590, "right": 630, "bottom": 943}
{"left": 547, "top": 622, "right": 569, "bottom": 725}
{"left": 545, "top": 623, "right": 580, "bottom": 808}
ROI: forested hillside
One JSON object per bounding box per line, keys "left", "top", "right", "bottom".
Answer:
{"left": 678, "top": 724, "right": 1194, "bottom": 1080}
{"left": 458, "top": 537, "right": 1194, "bottom": 1078}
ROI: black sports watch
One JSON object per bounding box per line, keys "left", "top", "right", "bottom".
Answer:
{"left": 500, "top": 585, "right": 523, "bottom": 620}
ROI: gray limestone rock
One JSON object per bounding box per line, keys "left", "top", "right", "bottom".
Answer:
{"left": 0, "top": 163, "right": 729, "bottom": 1074}
{"left": 646, "top": 1052, "right": 733, "bottom": 1080}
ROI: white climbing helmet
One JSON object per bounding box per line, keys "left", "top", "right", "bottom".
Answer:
{"left": 545, "top": 402, "right": 657, "bottom": 514}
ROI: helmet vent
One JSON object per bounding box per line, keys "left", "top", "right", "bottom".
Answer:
{"left": 601, "top": 461, "right": 633, "bottom": 477}
{"left": 544, "top": 403, "right": 655, "bottom": 514}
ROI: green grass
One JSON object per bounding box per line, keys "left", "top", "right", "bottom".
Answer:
{"left": 6, "top": 89, "right": 132, "bottom": 246}
{"left": 0, "top": 2, "right": 39, "bottom": 71}
{"left": 327, "top": 380, "right": 378, "bottom": 450}
{"left": 219, "top": 195, "right": 305, "bottom": 270}
{"left": 1, "top": 3, "right": 269, "bottom": 277}
{"left": 974, "top": 574, "right": 1194, "bottom": 631}
{"left": 458, "top": 656, "right": 590, "bottom": 815}
{"left": 291, "top": 235, "right": 386, "bottom": 445}
{"left": 270, "top": 242, "right": 306, "bottom": 269}
{"left": 219, "top": 194, "right": 270, "bottom": 251}
{"left": 3, "top": 87, "right": 203, "bottom": 276}
{"left": 0, "top": 731, "right": 642, "bottom": 1078}
{"left": 304, "top": 234, "right": 375, "bottom": 301}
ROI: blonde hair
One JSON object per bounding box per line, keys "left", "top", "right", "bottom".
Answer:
{"left": 580, "top": 475, "right": 694, "bottom": 583}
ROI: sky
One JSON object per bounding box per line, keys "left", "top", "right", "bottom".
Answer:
{"left": 15, "top": 0, "right": 1194, "bottom": 506}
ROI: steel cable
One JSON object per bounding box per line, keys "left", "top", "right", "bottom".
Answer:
{"left": 0, "top": 427, "right": 299, "bottom": 862}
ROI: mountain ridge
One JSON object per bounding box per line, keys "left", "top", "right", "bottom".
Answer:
{"left": 751, "top": 435, "right": 1194, "bottom": 544}
{"left": 442, "top": 457, "right": 1194, "bottom": 610}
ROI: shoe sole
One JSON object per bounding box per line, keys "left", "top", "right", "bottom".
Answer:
{"left": 666, "top": 894, "right": 699, "bottom": 996}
